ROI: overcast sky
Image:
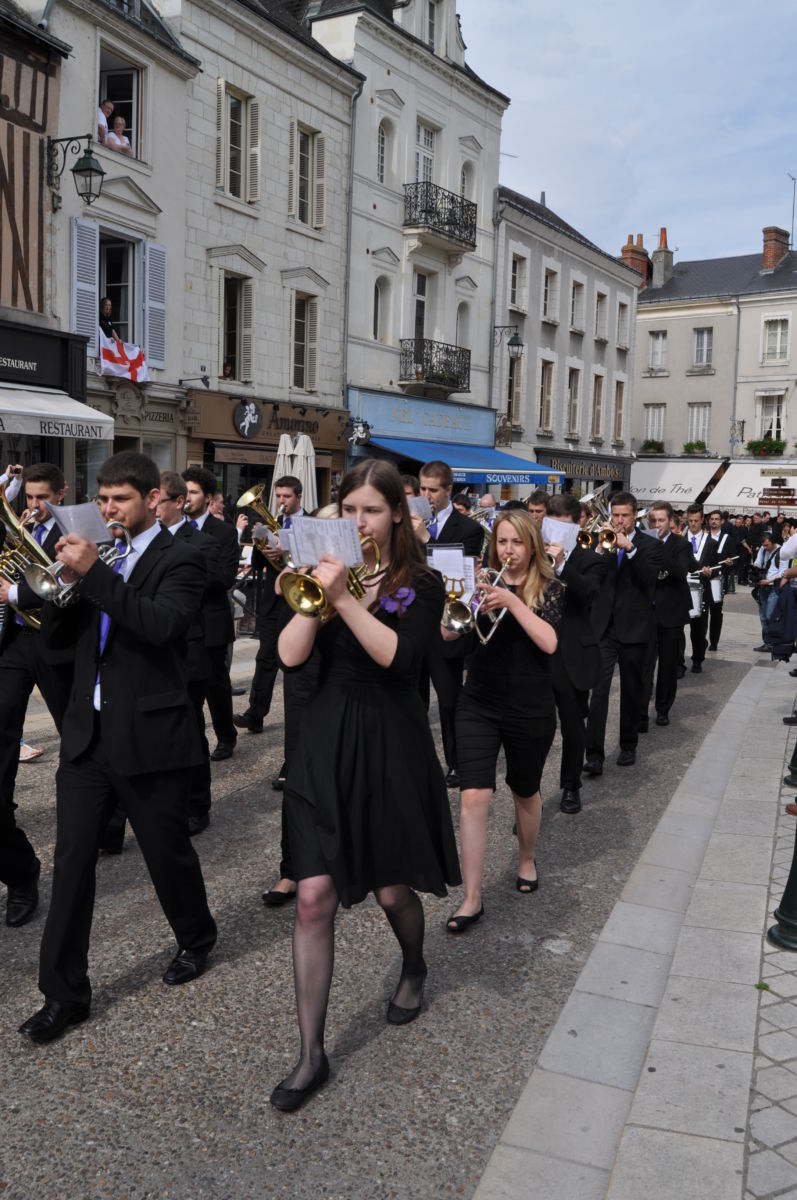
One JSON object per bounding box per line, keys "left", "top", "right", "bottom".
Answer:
{"left": 457, "top": 0, "right": 797, "bottom": 263}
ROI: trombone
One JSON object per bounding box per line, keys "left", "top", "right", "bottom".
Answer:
{"left": 279, "top": 536, "right": 382, "bottom": 622}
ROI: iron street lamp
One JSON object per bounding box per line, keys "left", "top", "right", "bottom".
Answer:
{"left": 493, "top": 325, "right": 524, "bottom": 361}
{"left": 47, "top": 134, "right": 105, "bottom": 210}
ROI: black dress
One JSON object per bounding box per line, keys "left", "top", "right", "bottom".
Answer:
{"left": 284, "top": 568, "right": 461, "bottom": 908}
{"left": 456, "top": 579, "right": 564, "bottom": 797}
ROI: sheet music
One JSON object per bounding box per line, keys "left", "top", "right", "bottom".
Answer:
{"left": 45, "top": 501, "right": 114, "bottom": 543}
{"left": 541, "top": 517, "right": 579, "bottom": 555}
{"left": 408, "top": 495, "right": 434, "bottom": 523}
{"left": 285, "top": 516, "right": 364, "bottom": 567}
{"left": 426, "top": 545, "right": 476, "bottom": 596}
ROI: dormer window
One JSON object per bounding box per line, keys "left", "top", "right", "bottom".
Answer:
{"left": 427, "top": 2, "right": 436, "bottom": 50}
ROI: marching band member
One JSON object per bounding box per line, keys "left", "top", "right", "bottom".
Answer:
{"left": 525, "top": 489, "right": 549, "bottom": 525}
{"left": 270, "top": 459, "right": 459, "bottom": 1112}
{"left": 584, "top": 492, "right": 662, "bottom": 774}
{"left": 444, "top": 510, "right": 563, "bottom": 930}
{"left": 705, "top": 509, "right": 737, "bottom": 652}
{"left": 683, "top": 505, "right": 717, "bottom": 673}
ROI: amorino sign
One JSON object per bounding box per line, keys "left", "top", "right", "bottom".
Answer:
{"left": 348, "top": 388, "right": 495, "bottom": 448}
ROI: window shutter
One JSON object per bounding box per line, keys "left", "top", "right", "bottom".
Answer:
{"left": 241, "top": 280, "right": 254, "bottom": 382}
{"left": 143, "top": 241, "right": 167, "bottom": 369}
{"left": 287, "top": 118, "right": 297, "bottom": 218}
{"left": 543, "top": 369, "right": 552, "bottom": 429}
{"left": 246, "top": 99, "right": 260, "bottom": 203}
{"left": 71, "top": 217, "right": 99, "bottom": 356}
{"left": 313, "top": 133, "right": 326, "bottom": 229}
{"left": 216, "top": 79, "right": 225, "bottom": 191}
{"left": 306, "top": 297, "right": 318, "bottom": 391}
{"left": 511, "top": 357, "right": 522, "bottom": 424}
{"left": 217, "top": 269, "right": 226, "bottom": 377}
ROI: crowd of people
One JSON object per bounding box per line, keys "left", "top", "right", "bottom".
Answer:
{"left": 0, "top": 451, "right": 791, "bottom": 1113}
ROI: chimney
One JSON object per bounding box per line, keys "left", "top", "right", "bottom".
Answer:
{"left": 651, "top": 226, "right": 674, "bottom": 288}
{"left": 762, "top": 226, "right": 790, "bottom": 271}
{"left": 620, "top": 233, "right": 650, "bottom": 289}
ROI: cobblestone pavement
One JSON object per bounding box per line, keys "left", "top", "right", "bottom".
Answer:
{"left": 0, "top": 597, "right": 763, "bottom": 1199}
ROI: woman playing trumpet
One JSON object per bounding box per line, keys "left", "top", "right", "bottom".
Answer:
{"left": 443, "top": 510, "right": 564, "bottom": 932}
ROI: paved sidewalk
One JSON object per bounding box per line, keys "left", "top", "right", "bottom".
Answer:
{"left": 474, "top": 621, "right": 797, "bottom": 1198}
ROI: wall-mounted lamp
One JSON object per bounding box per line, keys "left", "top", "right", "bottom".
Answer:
{"left": 493, "top": 325, "right": 524, "bottom": 360}
{"left": 321, "top": 409, "right": 330, "bottom": 418}
{"left": 348, "top": 419, "right": 372, "bottom": 446}
{"left": 297, "top": 406, "right": 308, "bottom": 417}
{"left": 178, "top": 376, "right": 211, "bottom": 389}
{"left": 47, "top": 134, "right": 105, "bottom": 211}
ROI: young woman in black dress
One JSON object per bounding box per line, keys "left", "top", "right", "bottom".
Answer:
{"left": 270, "top": 460, "right": 460, "bottom": 1112}
{"left": 444, "top": 510, "right": 564, "bottom": 932}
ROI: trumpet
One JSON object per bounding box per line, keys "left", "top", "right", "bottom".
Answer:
{"left": 577, "top": 529, "right": 594, "bottom": 549}
{"left": 597, "top": 527, "right": 618, "bottom": 552}
{"left": 472, "top": 556, "right": 514, "bottom": 645}
{"left": 280, "top": 536, "right": 382, "bottom": 622}
{"left": 24, "top": 522, "right": 132, "bottom": 606}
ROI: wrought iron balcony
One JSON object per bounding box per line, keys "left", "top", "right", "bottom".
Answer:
{"left": 403, "top": 182, "right": 477, "bottom": 251}
{"left": 399, "top": 338, "right": 471, "bottom": 394}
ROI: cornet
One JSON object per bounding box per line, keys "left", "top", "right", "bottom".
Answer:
{"left": 280, "top": 536, "right": 382, "bottom": 622}
{"left": 597, "top": 527, "right": 618, "bottom": 552}
{"left": 24, "top": 522, "right": 133, "bottom": 607}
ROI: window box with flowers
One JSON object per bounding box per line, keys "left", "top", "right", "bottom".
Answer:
{"left": 640, "top": 439, "right": 664, "bottom": 453}
{"left": 745, "top": 438, "right": 786, "bottom": 457}
{"left": 683, "top": 440, "right": 707, "bottom": 455}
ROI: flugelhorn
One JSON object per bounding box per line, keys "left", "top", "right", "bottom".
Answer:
{"left": 24, "top": 522, "right": 132, "bottom": 606}
{"left": 472, "top": 555, "right": 514, "bottom": 645}
{"left": 280, "top": 536, "right": 382, "bottom": 622}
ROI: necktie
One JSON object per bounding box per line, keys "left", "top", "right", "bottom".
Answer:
{"left": 98, "top": 543, "right": 127, "bottom": 659}
{"left": 691, "top": 536, "right": 697, "bottom": 553}
{"left": 283, "top": 516, "right": 292, "bottom": 530}
{"left": 189, "top": 519, "right": 199, "bottom": 530}
{"left": 617, "top": 547, "right": 625, "bottom": 567}
{"left": 428, "top": 519, "right": 438, "bottom": 539}
{"left": 34, "top": 523, "right": 47, "bottom": 546}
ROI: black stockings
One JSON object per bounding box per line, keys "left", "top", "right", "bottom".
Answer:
{"left": 375, "top": 884, "right": 426, "bottom": 1009}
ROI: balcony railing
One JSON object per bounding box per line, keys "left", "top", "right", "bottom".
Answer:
{"left": 403, "top": 182, "right": 477, "bottom": 249}
{"left": 399, "top": 338, "right": 471, "bottom": 393}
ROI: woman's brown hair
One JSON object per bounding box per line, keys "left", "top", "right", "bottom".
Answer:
{"left": 488, "top": 510, "right": 558, "bottom": 611}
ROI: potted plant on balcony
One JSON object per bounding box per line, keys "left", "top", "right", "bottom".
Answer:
{"left": 640, "top": 439, "right": 664, "bottom": 453}
{"left": 682, "top": 440, "right": 706, "bottom": 455}
{"left": 745, "top": 437, "right": 786, "bottom": 457}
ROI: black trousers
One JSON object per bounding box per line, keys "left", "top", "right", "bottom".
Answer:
{"left": 205, "top": 643, "right": 236, "bottom": 745}
{"left": 39, "top": 733, "right": 217, "bottom": 1007}
{"left": 643, "top": 625, "right": 681, "bottom": 719}
{"left": 247, "top": 611, "right": 280, "bottom": 720}
{"left": 0, "top": 625, "right": 72, "bottom": 889}
{"left": 586, "top": 629, "right": 648, "bottom": 759}
{"left": 689, "top": 610, "right": 708, "bottom": 664}
{"left": 419, "top": 647, "right": 463, "bottom": 771}
{"left": 551, "top": 655, "right": 589, "bottom": 791}
{"left": 278, "top": 649, "right": 321, "bottom": 879}
{"left": 708, "top": 600, "right": 723, "bottom": 649}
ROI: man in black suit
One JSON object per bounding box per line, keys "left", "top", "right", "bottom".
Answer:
{"left": 545, "top": 493, "right": 607, "bottom": 814}
{"left": 642, "top": 503, "right": 701, "bottom": 728}
{"left": 182, "top": 467, "right": 240, "bottom": 761}
{"left": 412, "top": 459, "right": 483, "bottom": 786}
{"left": 0, "top": 463, "right": 74, "bottom": 928}
{"left": 19, "top": 452, "right": 217, "bottom": 1045}
{"left": 683, "top": 504, "right": 717, "bottom": 673}
{"left": 706, "top": 508, "right": 737, "bottom": 651}
{"left": 584, "top": 491, "right": 662, "bottom": 772}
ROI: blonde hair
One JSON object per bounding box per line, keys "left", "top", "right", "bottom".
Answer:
{"left": 488, "top": 510, "right": 558, "bottom": 611}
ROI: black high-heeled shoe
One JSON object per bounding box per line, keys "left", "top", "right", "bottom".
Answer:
{"left": 269, "top": 1055, "right": 330, "bottom": 1113}
{"left": 387, "top": 968, "right": 427, "bottom": 1025}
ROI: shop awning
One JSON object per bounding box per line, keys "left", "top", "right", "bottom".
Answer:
{"left": 0, "top": 385, "right": 114, "bottom": 440}
{"left": 705, "top": 462, "right": 797, "bottom": 512}
{"left": 370, "top": 437, "right": 564, "bottom": 486}
{"left": 629, "top": 458, "right": 722, "bottom": 507}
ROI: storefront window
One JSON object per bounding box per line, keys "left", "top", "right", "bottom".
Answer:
{"left": 142, "top": 437, "right": 173, "bottom": 470}
{"left": 75, "top": 439, "right": 112, "bottom": 504}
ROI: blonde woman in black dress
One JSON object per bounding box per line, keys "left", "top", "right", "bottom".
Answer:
{"left": 270, "top": 460, "right": 460, "bottom": 1112}
{"left": 444, "top": 510, "right": 563, "bottom": 932}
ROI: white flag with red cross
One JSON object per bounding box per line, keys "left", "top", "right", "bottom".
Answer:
{"left": 98, "top": 329, "right": 151, "bottom": 383}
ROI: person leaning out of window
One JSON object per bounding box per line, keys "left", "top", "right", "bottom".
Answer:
{"left": 106, "top": 115, "right": 133, "bottom": 155}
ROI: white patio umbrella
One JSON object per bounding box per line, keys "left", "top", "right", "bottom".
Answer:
{"left": 268, "top": 433, "right": 296, "bottom": 512}
{"left": 292, "top": 433, "right": 318, "bottom": 512}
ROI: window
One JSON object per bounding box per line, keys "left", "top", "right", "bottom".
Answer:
{"left": 649, "top": 330, "right": 667, "bottom": 369}
{"left": 687, "top": 403, "right": 710, "bottom": 444}
{"left": 538, "top": 360, "right": 553, "bottom": 430}
{"left": 219, "top": 273, "right": 253, "bottom": 382}
{"left": 455, "top": 301, "right": 470, "bottom": 348}
{"left": 373, "top": 275, "right": 390, "bottom": 342}
{"left": 413, "top": 271, "right": 427, "bottom": 344}
{"left": 764, "top": 318, "right": 789, "bottom": 362}
{"left": 617, "top": 301, "right": 630, "bottom": 348}
{"left": 292, "top": 293, "right": 318, "bottom": 390}
{"left": 509, "top": 255, "right": 526, "bottom": 309}
{"left": 594, "top": 291, "right": 608, "bottom": 340}
{"left": 613, "top": 381, "right": 625, "bottom": 441}
{"left": 567, "top": 368, "right": 580, "bottom": 434}
{"left": 758, "top": 393, "right": 784, "bottom": 439}
{"left": 570, "top": 280, "right": 585, "bottom": 330}
{"left": 415, "top": 121, "right": 435, "bottom": 184}
{"left": 542, "top": 269, "right": 559, "bottom": 322}
{"left": 99, "top": 47, "right": 142, "bottom": 158}
{"left": 288, "top": 119, "right": 325, "bottom": 228}
{"left": 507, "top": 356, "right": 522, "bottom": 425}
{"left": 373, "top": 282, "right": 380, "bottom": 340}
{"left": 215, "top": 81, "right": 260, "bottom": 203}
{"left": 101, "top": 238, "right": 133, "bottom": 343}
{"left": 377, "top": 121, "right": 387, "bottom": 185}
{"left": 644, "top": 404, "right": 665, "bottom": 442}
{"left": 693, "top": 327, "right": 713, "bottom": 367}
{"left": 590, "top": 374, "right": 603, "bottom": 438}
{"left": 426, "top": 1, "right": 436, "bottom": 49}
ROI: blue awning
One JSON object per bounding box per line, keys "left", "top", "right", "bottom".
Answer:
{"left": 370, "top": 438, "right": 564, "bottom": 487}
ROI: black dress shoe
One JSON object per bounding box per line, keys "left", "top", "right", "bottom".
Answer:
{"left": 637, "top": 719, "right": 649, "bottom": 734}
{"left": 270, "top": 1055, "right": 330, "bottom": 1112}
{"left": 676, "top": 665, "right": 686, "bottom": 679}
{"left": 387, "top": 971, "right": 427, "bottom": 1026}
{"left": 754, "top": 644, "right": 770, "bottom": 652}
{"left": 6, "top": 863, "right": 40, "bottom": 927}
{"left": 272, "top": 762, "right": 287, "bottom": 791}
{"left": 262, "top": 887, "right": 296, "bottom": 907}
{"left": 616, "top": 749, "right": 636, "bottom": 766}
{"left": 783, "top": 716, "right": 797, "bottom": 726}
{"left": 188, "top": 812, "right": 210, "bottom": 837}
{"left": 691, "top": 663, "right": 702, "bottom": 674}
{"left": 446, "top": 905, "right": 484, "bottom": 933}
{"left": 19, "top": 999, "right": 90, "bottom": 1043}
{"left": 210, "top": 743, "right": 235, "bottom": 761}
{"left": 559, "top": 788, "right": 582, "bottom": 814}
{"left": 708, "top": 644, "right": 718, "bottom": 651}
{"left": 162, "top": 947, "right": 210, "bottom": 985}
{"left": 783, "top": 775, "right": 797, "bottom": 787}
{"left": 233, "top": 714, "right": 263, "bottom": 733}
{"left": 789, "top": 669, "right": 797, "bottom": 678}
{"left": 655, "top": 713, "right": 670, "bottom": 726}
{"left": 231, "top": 686, "right": 247, "bottom": 697}
{"left": 444, "top": 768, "right": 460, "bottom": 788}
{"left": 583, "top": 756, "right": 603, "bottom": 777}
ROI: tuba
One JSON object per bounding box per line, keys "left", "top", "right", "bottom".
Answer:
{"left": 0, "top": 482, "right": 55, "bottom": 631}
{"left": 24, "top": 522, "right": 132, "bottom": 607}
{"left": 280, "top": 536, "right": 382, "bottom": 622}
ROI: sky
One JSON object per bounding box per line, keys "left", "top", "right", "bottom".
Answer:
{"left": 456, "top": 0, "right": 797, "bottom": 264}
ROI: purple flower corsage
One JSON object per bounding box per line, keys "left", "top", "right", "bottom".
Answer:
{"left": 379, "top": 586, "right": 416, "bottom": 615}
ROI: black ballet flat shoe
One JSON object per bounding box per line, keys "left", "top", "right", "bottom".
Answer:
{"left": 262, "top": 887, "right": 297, "bottom": 908}
{"left": 270, "top": 1055, "right": 330, "bottom": 1113}
{"left": 516, "top": 874, "right": 539, "bottom": 894}
{"left": 446, "top": 906, "right": 484, "bottom": 934}
{"left": 387, "top": 969, "right": 427, "bottom": 1026}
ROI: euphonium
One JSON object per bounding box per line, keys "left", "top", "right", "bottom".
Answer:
{"left": 236, "top": 484, "right": 287, "bottom": 570}
{"left": 0, "top": 482, "right": 53, "bottom": 631}
{"left": 24, "top": 522, "right": 132, "bottom": 606}
{"left": 280, "top": 536, "right": 382, "bottom": 622}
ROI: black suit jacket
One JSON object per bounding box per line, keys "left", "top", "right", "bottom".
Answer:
{"left": 44, "top": 528, "right": 205, "bottom": 775}
{"left": 431, "top": 508, "right": 484, "bottom": 558}
{"left": 198, "top": 513, "right": 239, "bottom": 646}
{"left": 654, "top": 534, "right": 701, "bottom": 628}
{"left": 591, "top": 531, "right": 663, "bottom": 644}
{"left": 556, "top": 546, "right": 607, "bottom": 691}
{"left": 172, "top": 522, "right": 211, "bottom": 681}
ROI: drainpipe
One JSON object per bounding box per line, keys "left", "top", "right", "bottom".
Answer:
{"left": 487, "top": 190, "right": 506, "bottom": 421}
{"left": 38, "top": 0, "right": 56, "bottom": 30}
{"left": 342, "top": 78, "right": 364, "bottom": 453}
{"left": 730, "top": 296, "right": 741, "bottom": 458}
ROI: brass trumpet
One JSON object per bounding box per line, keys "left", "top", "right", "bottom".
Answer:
{"left": 576, "top": 529, "right": 594, "bottom": 549}
{"left": 280, "top": 536, "right": 382, "bottom": 622}
{"left": 597, "top": 527, "right": 618, "bottom": 552}
{"left": 24, "top": 522, "right": 132, "bottom": 606}
{"left": 472, "top": 556, "right": 514, "bottom": 645}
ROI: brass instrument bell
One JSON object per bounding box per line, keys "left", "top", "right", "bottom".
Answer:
{"left": 280, "top": 535, "right": 382, "bottom": 622}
